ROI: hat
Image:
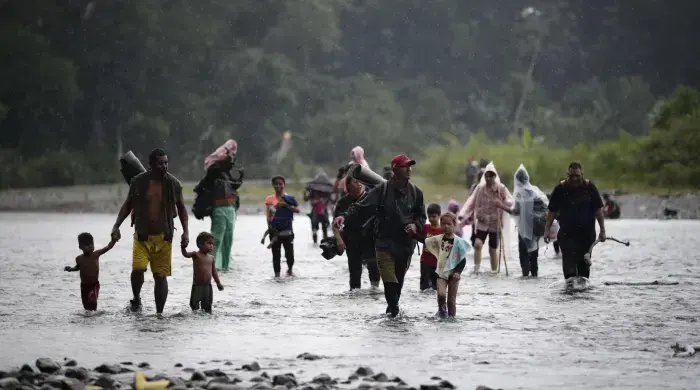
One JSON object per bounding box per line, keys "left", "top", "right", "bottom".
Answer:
{"left": 391, "top": 154, "right": 416, "bottom": 168}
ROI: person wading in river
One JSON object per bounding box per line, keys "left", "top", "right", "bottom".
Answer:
{"left": 545, "top": 162, "right": 606, "bottom": 281}
{"left": 458, "top": 162, "right": 513, "bottom": 274}
{"left": 333, "top": 176, "right": 381, "bottom": 291}
{"left": 333, "top": 154, "right": 426, "bottom": 317}
{"left": 202, "top": 139, "right": 241, "bottom": 271}
{"left": 496, "top": 165, "right": 548, "bottom": 277}
{"left": 112, "top": 148, "right": 189, "bottom": 314}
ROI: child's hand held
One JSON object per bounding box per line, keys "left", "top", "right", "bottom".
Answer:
{"left": 217, "top": 283, "right": 224, "bottom": 291}
{"left": 64, "top": 266, "right": 72, "bottom": 272}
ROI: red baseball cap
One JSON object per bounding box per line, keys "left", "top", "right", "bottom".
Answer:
{"left": 391, "top": 154, "right": 416, "bottom": 168}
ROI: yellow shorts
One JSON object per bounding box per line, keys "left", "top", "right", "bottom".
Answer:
{"left": 132, "top": 233, "right": 172, "bottom": 277}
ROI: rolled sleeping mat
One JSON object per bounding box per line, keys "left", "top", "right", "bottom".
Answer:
{"left": 346, "top": 163, "right": 386, "bottom": 187}
{"left": 119, "top": 151, "right": 147, "bottom": 185}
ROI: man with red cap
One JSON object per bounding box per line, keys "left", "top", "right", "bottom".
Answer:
{"left": 334, "top": 154, "right": 426, "bottom": 317}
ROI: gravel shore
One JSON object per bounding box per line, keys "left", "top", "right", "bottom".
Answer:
{"left": 0, "top": 183, "right": 698, "bottom": 219}
{"left": 0, "top": 357, "right": 498, "bottom": 390}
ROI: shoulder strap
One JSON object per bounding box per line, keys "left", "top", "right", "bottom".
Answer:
{"left": 378, "top": 181, "right": 389, "bottom": 211}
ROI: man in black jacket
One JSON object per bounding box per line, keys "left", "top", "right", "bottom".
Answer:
{"left": 545, "top": 162, "right": 606, "bottom": 280}
{"left": 333, "top": 154, "right": 426, "bottom": 317}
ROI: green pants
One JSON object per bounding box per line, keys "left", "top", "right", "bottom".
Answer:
{"left": 211, "top": 206, "right": 236, "bottom": 270}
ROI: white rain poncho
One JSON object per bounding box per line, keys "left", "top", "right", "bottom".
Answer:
{"left": 458, "top": 162, "right": 513, "bottom": 255}
{"left": 512, "top": 164, "right": 549, "bottom": 252}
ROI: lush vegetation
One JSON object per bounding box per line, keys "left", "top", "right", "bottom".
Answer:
{"left": 1, "top": 1, "right": 699, "bottom": 192}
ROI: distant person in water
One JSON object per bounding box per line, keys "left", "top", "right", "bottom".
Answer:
{"left": 264, "top": 176, "right": 300, "bottom": 277}
{"left": 111, "top": 148, "right": 190, "bottom": 314}
{"left": 602, "top": 193, "right": 621, "bottom": 219}
{"left": 65, "top": 233, "right": 118, "bottom": 311}
{"left": 181, "top": 232, "right": 224, "bottom": 313}
{"left": 545, "top": 162, "right": 606, "bottom": 281}
{"left": 423, "top": 212, "right": 471, "bottom": 318}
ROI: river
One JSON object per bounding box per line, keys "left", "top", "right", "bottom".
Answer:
{"left": 0, "top": 212, "right": 698, "bottom": 389}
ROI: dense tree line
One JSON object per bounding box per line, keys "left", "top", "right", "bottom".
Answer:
{"left": 1, "top": 0, "right": 699, "bottom": 189}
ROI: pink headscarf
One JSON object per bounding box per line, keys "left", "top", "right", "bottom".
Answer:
{"left": 349, "top": 146, "right": 369, "bottom": 168}
{"left": 204, "top": 139, "right": 238, "bottom": 170}
{"left": 336, "top": 146, "right": 370, "bottom": 193}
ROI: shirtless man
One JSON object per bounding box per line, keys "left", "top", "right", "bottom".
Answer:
{"left": 111, "top": 148, "right": 189, "bottom": 314}
{"left": 181, "top": 231, "right": 224, "bottom": 313}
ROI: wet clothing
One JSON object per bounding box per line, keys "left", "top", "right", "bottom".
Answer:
{"left": 270, "top": 234, "right": 294, "bottom": 274}
{"left": 475, "top": 229, "right": 499, "bottom": 249}
{"left": 132, "top": 233, "right": 172, "bottom": 277}
{"left": 437, "top": 278, "right": 460, "bottom": 317}
{"left": 420, "top": 262, "right": 437, "bottom": 291}
{"left": 211, "top": 206, "right": 236, "bottom": 270}
{"left": 190, "top": 283, "right": 213, "bottom": 312}
{"left": 80, "top": 282, "right": 100, "bottom": 311}
{"left": 341, "top": 180, "right": 426, "bottom": 317}
{"left": 128, "top": 172, "right": 182, "bottom": 242}
{"left": 548, "top": 180, "right": 603, "bottom": 279}
{"left": 266, "top": 194, "right": 298, "bottom": 232}
{"left": 419, "top": 224, "right": 443, "bottom": 290}
{"left": 347, "top": 252, "right": 380, "bottom": 290}
{"left": 334, "top": 193, "right": 379, "bottom": 289}
{"left": 518, "top": 235, "right": 539, "bottom": 277}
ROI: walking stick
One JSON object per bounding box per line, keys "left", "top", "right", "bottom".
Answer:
{"left": 498, "top": 216, "right": 509, "bottom": 276}
{"left": 584, "top": 236, "right": 631, "bottom": 265}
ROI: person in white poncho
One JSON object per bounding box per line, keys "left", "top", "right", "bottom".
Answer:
{"left": 495, "top": 164, "right": 555, "bottom": 277}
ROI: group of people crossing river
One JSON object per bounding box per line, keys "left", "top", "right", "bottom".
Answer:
{"left": 64, "top": 141, "right": 610, "bottom": 319}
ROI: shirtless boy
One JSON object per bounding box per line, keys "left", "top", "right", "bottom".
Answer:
{"left": 181, "top": 232, "right": 224, "bottom": 313}
{"left": 65, "top": 232, "right": 118, "bottom": 311}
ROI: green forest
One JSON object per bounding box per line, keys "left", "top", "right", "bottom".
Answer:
{"left": 1, "top": 0, "right": 699, "bottom": 192}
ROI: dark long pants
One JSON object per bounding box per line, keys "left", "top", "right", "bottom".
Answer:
{"left": 347, "top": 248, "right": 380, "bottom": 289}
{"left": 310, "top": 211, "right": 329, "bottom": 243}
{"left": 376, "top": 250, "right": 411, "bottom": 317}
{"left": 271, "top": 235, "right": 294, "bottom": 274}
{"left": 553, "top": 240, "right": 560, "bottom": 254}
{"left": 419, "top": 262, "right": 437, "bottom": 290}
{"left": 558, "top": 234, "right": 595, "bottom": 279}
{"left": 518, "top": 235, "right": 539, "bottom": 277}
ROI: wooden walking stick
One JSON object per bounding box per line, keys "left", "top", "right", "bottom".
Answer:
{"left": 497, "top": 215, "right": 508, "bottom": 276}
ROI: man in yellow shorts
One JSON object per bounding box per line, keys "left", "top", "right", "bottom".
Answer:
{"left": 111, "top": 148, "right": 190, "bottom": 314}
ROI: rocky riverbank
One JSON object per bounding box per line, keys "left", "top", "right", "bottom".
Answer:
{"left": 0, "top": 357, "right": 498, "bottom": 390}
{"left": 0, "top": 183, "right": 698, "bottom": 219}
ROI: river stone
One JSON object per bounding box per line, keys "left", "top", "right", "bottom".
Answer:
{"left": 429, "top": 377, "right": 441, "bottom": 381}
{"left": 120, "top": 362, "right": 133, "bottom": 366}
{"left": 203, "top": 369, "right": 227, "bottom": 378}
{"left": 372, "top": 373, "right": 388, "bottom": 382}
{"left": 438, "top": 380, "right": 455, "bottom": 389}
{"left": 260, "top": 373, "right": 270, "bottom": 379}
{"left": 63, "top": 360, "right": 77, "bottom": 368}
{"left": 250, "top": 384, "right": 272, "bottom": 390}
{"left": 249, "top": 376, "right": 267, "bottom": 383}
{"left": 206, "top": 384, "right": 245, "bottom": 390}
{"left": 474, "top": 387, "right": 498, "bottom": 390}
{"left": 174, "top": 364, "right": 183, "bottom": 368}
{"left": 354, "top": 367, "right": 373, "bottom": 377}
{"left": 94, "top": 364, "right": 124, "bottom": 375}
{"left": 18, "top": 366, "right": 33, "bottom": 374}
{"left": 311, "top": 374, "right": 332, "bottom": 385}
{"left": 190, "top": 372, "right": 207, "bottom": 381}
{"left": 296, "top": 353, "right": 322, "bottom": 361}
{"left": 272, "top": 374, "right": 296, "bottom": 387}
{"left": 137, "top": 363, "right": 150, "bottom": 369}
{"left": 241, "top": 362, "right": 260, "bottom": 372}
{"left": 36, "top": 359, "right": 62, "bottom": 374}
{"left": 419, "top": 386, "right": 440, "bottom": 390}
{"left": 0, "top": 377, "right": 20, "bottom": 390}
{"left": 64, "top": 368, "right": 88, "bottom": 381}
{"left": 355, "top": 384, "right": 371, "bottom": 390}
{"left": 93, "top": 374, "right": 119, "bottom": 389}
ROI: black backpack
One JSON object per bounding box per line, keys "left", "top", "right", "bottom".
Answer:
{"left": 192, "top": 180, "right": 215, "bottom": 220}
